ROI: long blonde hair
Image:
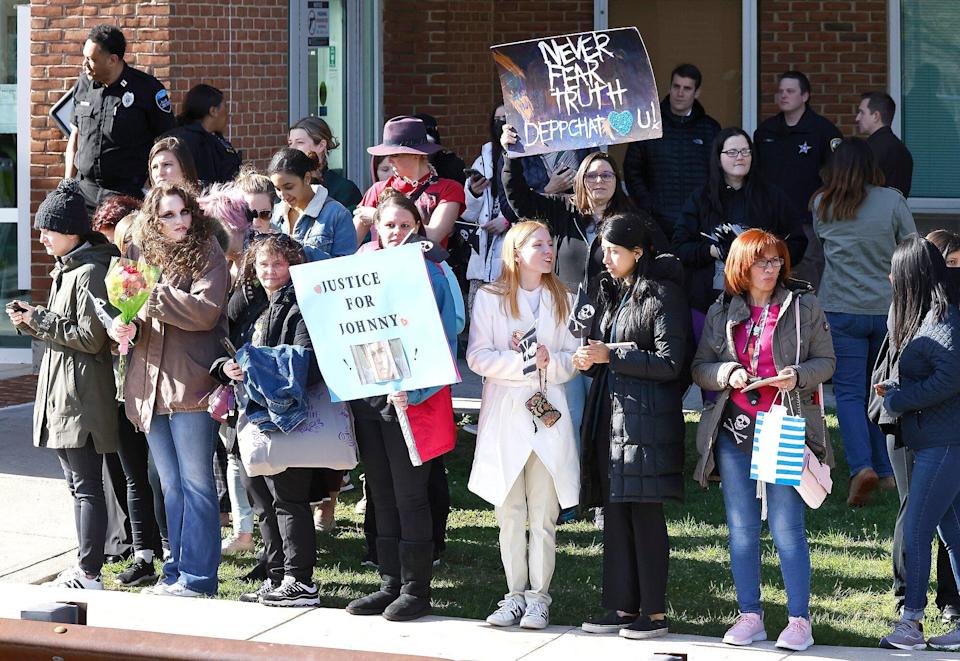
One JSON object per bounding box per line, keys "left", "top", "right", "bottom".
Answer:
{"left": 486, "top": 220, "right": 570, "bottom": 326}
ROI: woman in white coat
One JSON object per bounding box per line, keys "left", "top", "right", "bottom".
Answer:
{"left": 467, "top": 220, "right": 580, "bottom": 631}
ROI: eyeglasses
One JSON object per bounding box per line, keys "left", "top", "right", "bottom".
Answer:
{"left": 720, "top": 148, "right": 752, "bottom": 158}
{"left": 584, "top": 172, "right": 616, "bottom": 183}
{"left": 752, "top": 257, "right": 784, "bottom": 271}
{"left": 247, "top": 208, "right": 273, "bottom": 221}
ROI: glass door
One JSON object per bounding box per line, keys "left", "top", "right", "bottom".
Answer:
{"left": 0, "top": 0, "right": 30, "bottom": 353}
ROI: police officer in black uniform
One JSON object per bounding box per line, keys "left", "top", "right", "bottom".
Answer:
{"left": 754, "top": 70, "right": 842, "bottom": 289}
{"left": 65, "top": 25, "right": 175, "bottom": 214}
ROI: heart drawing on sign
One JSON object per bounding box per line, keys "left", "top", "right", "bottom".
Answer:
{"left": 400, "top": 318, "right": 408, "bottom": 326}
{"left": 314, "top": 285, "right": 322, "bottom": 294}
{"left": 607, "top": 110, "right": 634, "bottom": 136}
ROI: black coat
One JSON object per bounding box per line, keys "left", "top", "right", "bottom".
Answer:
{"left": 501, "top": 154, "right": 670, "bottom": 298}
{"left": 163, "top": 122, "right": 242, "bottom": 186}
{"left": 211, "top": 281, "right": 319, "bottom": 386}
{"left": 868, "top": 126, "right": 914, "bottom": 198}
{"left": 672, "top": 181, "right": 807, "bottom": 313}
{"left": 753, "top": 108, "right": 842, "bottom": 223}
{"left": 580, "top": 255, "right": 691, "bottom": 506}
{"left": 623, "top": 98, "right": 721, "bottom": 238}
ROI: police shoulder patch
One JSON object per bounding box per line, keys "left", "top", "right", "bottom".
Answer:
{"left": 155, "top": 89, "right": 172, "bottom": 113}
{"left": 830, "top": 137, "right": 842, "bottom": 152}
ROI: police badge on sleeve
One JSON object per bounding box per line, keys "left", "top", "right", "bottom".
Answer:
{"left": 155, "top": 89, "right": 172, "bottom": 113}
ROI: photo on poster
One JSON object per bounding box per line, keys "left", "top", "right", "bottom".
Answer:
{"left": 491, "top": 27, "right": 661, "bottom": 157}
{"left": 351, "top": 338, "right": 411, "bottom": 385}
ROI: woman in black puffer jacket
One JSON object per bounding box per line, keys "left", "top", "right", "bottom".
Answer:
{"left": 574, "top": 213, "right": 691, "bottom": 640}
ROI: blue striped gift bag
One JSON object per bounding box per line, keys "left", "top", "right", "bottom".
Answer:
{"left": 749, "top": 403, "right": 805, "bottom": 487}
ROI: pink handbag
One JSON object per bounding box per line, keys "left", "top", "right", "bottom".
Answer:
{"left": 789, "top": 296, "right": 833, "bottom": 508}
{"left": 207, "top": 384, "right": 235, "bottom": 424}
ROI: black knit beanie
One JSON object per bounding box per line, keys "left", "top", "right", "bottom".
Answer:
{"left": 34, "top": 179, "right": 90, "bottom": 235}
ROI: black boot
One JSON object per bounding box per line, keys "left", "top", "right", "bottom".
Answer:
{"left": 383, "top": 540, "right": 433, "bottom": 621}
{"left": 346, "top": 537, "right": 400, "bottom": 615}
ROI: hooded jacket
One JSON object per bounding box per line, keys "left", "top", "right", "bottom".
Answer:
{"left": 623, "top": 98, "right": 721, "bottom": 237}
{"left": 691, "top": 282, "right": 836, "bottom": 487}
{"left": 19, "top": 234, "right": 120, "bottom": 452}
{"left": 579, "top": 254, "right": 692, "bottom": 506}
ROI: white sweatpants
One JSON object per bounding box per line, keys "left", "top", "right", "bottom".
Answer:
{"left": 494, "top": 452, "right": 561, "bottom": 605}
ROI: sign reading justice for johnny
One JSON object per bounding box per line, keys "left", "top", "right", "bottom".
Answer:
{"left": 289, "top": 243, "right": 460, "bottom": 403}
{"left": 492, "top": 27, "right": 661, "bottom": 157}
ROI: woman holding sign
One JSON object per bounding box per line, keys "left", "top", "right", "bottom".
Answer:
{"left": 345, "top": 188, "right": 458, "bottom": 622}
{"left": 466, "top": 220, "right": 580, "bottom": 630}
{"left": 691, "top": 229, "right": 834, "bottom": 651}
{"left": 572, "top": 213, "right": 689, "bottom": 641}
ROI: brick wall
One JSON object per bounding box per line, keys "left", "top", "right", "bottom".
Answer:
{"left": 381, "top": 0, "right": 594, "bottom": 166}
{"left": 28, "top": 0, "right": 287, "bottom": 300}
{"left": 759, "top": 0, "right": 887, "bottom": 136}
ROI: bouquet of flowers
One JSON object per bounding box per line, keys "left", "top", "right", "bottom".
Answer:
{"left": 104, "top": 258, "right": 161, "bottom": 355}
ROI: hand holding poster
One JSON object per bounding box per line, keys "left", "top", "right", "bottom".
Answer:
{"left": 492, "top": 27, "right": 661, "bottom": 157}
{"left": 289, "top": 243, "right": 460, "bottom": 403}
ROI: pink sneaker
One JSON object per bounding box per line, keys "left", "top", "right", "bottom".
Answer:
{"left": 723, "top": 612, "right": 767, "bottom": 646}
{"left": 776, "top": 616, "right": 814, "bottom": 651}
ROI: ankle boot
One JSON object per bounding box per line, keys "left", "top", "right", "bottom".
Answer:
{"left": 383, "top": 540, "right": 433, "bottom": 621}
{"left": 346, "top": 537, "right": 400, "bottom": 615}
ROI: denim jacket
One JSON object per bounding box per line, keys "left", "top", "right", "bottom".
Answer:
{"left": 236, "top": 343, "right": 312, "bottom": 433}
{"left": 271, "top": 185, "right": 357, "bottom": 262}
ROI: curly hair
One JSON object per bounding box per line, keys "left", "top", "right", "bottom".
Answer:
{"left": 92, "top": 194, "right": 140, "bottom": 232}
{"left": 138, "top": 181, "right": 218, "bottom": 280}
{"left": 239, "top": 233, "right": 306, "bottom": 288}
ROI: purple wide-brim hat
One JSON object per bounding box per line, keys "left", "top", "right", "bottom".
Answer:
{"left": 367, "top": 115, "right": 442, "bottom": 156}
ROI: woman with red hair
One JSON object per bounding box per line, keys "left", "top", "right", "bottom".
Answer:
{"left": 692, "top": 229, "right": 835, "bottom": 652}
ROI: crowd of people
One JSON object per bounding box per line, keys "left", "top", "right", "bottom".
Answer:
{"left": 11, "top": 23, "right": 960, "bottom": 653}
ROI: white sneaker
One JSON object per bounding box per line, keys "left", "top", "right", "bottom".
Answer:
{"left": 41, "top": 566, "right": 103, "bottom": 590}
{"left": 165, "top": 583, "right": 204, "bottom": 598}
{"left": 486, "top": 596, "right": 526, "bottom": 627}
{"left": 520, "top": 601, "right": 549, "bottom": 629}
{"left": 141, "top": 581, "right": 172, "bottom": 595}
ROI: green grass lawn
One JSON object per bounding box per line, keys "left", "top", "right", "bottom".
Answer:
{"left": 104, "top": 411, "right": 956, "bottom": 648}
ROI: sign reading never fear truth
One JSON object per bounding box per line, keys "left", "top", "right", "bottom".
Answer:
{"left": 492, "top": 28, "right": 662, "bottom": 157}
{"left": 290, "top": 243, "right": 460, "bottom": 402}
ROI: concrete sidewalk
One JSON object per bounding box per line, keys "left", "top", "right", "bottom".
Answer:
{"left": 0, "top": 584, "right": 946, "bottom": 661}
{"left": 0, "top": 402, "right": 78, "bottom": 585}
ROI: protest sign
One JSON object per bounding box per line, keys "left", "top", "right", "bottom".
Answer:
{"left": 289, "top": 243, "right": 460, "bottom": 402}
{"left": 492, "top": 27, "right": 661, "bottom": 157}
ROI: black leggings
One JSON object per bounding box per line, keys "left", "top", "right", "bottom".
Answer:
{"left": 114, "top": 405, "right": 164, "bottom": 555}
{"left": 57, "top": 441, "right": 107, "bottom": 575}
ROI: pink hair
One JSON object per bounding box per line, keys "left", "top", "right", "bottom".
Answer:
{"left": 198, "top": 183, "right": 251, "bottom": 234}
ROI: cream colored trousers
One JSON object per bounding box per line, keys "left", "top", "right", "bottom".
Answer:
{"left": 494, "top": 452, "right": 561, "bottom": 605}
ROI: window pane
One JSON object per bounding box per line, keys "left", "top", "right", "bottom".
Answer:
{"left": 901, "top": 1, "right": 960, "bottom": 198}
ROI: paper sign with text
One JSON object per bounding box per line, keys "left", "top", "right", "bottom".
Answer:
{"left": 492, "top": 27, "right": 661, "bottom": 157}
{"left": 289, "top": 243, "right": 460, "bottom": 402}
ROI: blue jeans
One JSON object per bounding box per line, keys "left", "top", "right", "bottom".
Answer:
{"left": 715, "top": 431, "right": 811, "bottom": 618}
{"left": 145, "top": 411, "right": 220, "bottom": 595}
{"left": 563, "top": 373, "right": 590, "bottom": 453}
{"left": 826, "top": 312, "right": 892, "bottom": 478}
{"left": 902, "top": 444, "right": 960, "bottom": 620}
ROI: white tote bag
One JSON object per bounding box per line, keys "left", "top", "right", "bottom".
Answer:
{"left": 750, "top": 391, "right": 805, "bottom": 488}
{"left": 237, "top": 384, "right": 359, "bottom": 478}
